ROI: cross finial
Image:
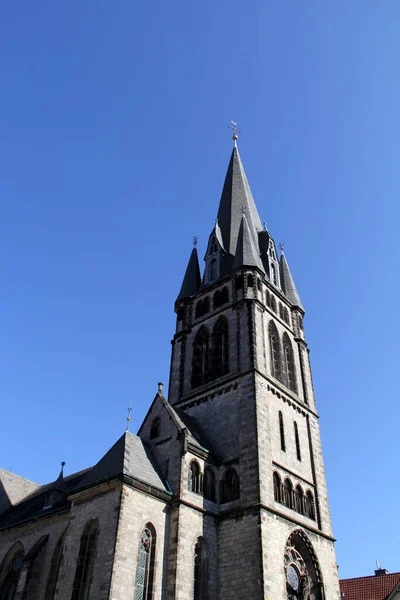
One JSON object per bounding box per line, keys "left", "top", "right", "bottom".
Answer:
{"left": 228, "top": 121, "right": 242, "bottom": 146}
{"left": 126, "top": 403, "right": 132, "bottom": 431}
{"left": 193, "top": 236, "right": 198, "bottom": 247}
{"left": 279, "top": 242, "right": 285, "bottom": 254}
{"left": 241, "top": 205, "right": 246, "bottom": 215}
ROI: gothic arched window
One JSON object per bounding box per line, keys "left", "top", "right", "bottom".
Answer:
{"left": 273, "top": 472, "right": 282, "bottom": 503}
{"left": 213, "top": 287, "right": 229, "bottom": 309}
{"left": 44, "top": 530, "right": 66, "bottom": 600}
{"left": 188, "top": 461, "right": 201, "bottom": 494}
{"left": 270, "top": 263, "right": 277, "bottom": 285}
{"left": 72, "top": 520, "right": 98, "bottom": 600}
{"left": 294, "top": 422, "right": 301, "bottom": 461}
{"left": 284, "top": 530, "right": 324, "bottom": 599}
{"left": 212, "top": 317, "right": 229, "bottom": 379}
{"left": 150, "top": 418, "right": 160, "bottom": 439}
{"left": 195, "top": 298, "right": 210, "bottom": 319}
{"left": 210, "top": 237, "right": 217, "bottom": 254}
{"left": 282, "top": 333, "right": 297, "bottom": 393}
{"left": 203, "top": 467, "right": 216, "bottom": 502}
{"left": 247, "top": 274, "right": 254, "bottom": 288}
{"left": 283, "top": 479, "right": 293, "bottom": 509}
{"left": 0, "top": 544, "right": 24, "bottom": 600}
{"left": 294, "top": 485, "right": 304, "bottom": 515}
{"left": 305, "top": 491, "right": 316, "bottom": 521}
{"left": 279, "top": 411, "right": 286, "bottom": 452}
{"left": 221, "top": 468, "right": 240, "bottom": 503}
{"left": 191, "top": 327, "right": 210, "bottom": 388}
{"left": 194, "top": 537, "right": 208, "bottom": 600}
{"left": 135, "top": 525, "right": 156, "bottom": 600}
{"left": 269, "top": 321, "right": 282, "bottom": 382}
{"left": 209, "top": 259, "right": 218, "bottom": 282}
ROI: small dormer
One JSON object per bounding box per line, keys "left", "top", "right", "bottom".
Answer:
{"left": 259, "top": 231, "right": 281, "bottom": 289}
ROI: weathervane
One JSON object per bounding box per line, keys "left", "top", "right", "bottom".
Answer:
{"left": 126, "top": 403, "right": 132, "bottom": 431}
{"left": 228, "top": 121, "right": 242, "bottom": 146}
{"left": 193, "top": 236, "right": 198, "bottom": 247}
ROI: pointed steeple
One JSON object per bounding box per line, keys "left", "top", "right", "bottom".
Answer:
{"left": 217, "top": 147, "right": 263, "bottom": 257}
{"left": 232, "top": 214, "right": 264, "bottom": 271}
{"left": 280, "top": 252, "right": 304, "bottom": 310}
{"left": 176, "top": 247, "right": 201, "bottom": 301}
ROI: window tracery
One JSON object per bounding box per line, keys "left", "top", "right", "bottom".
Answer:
{"left": 284, "top": 531, "right": 323, "bottom": 599}
{"left": 212, "top": 317, "right": 229, "bottom": 378}
{"left": 220, "top": 468, "right": 240, "bottom": 503}
{"left": 72, "top": 520, "right": 98, "bottom": 600}
{"left": 188, "top": 461, "right": 202, "bottom": 494}
{"left": 191, "top": 327, "right": 210, "bottom": 387}
{"left": 135, "top": 526, "right": 156, "bottom": 600}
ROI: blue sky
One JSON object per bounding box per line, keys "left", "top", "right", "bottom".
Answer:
{"left": 1, "top": 0, "right": 399, "bottom": 580}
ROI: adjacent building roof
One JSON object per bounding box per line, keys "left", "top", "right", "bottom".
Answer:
{"left": 0, "top": 468, "right": 40, "bottom": 515}
{"left": 339, "top": 572, "right": 400, "bottom": 600}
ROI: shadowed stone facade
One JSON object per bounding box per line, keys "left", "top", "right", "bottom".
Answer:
{"left": 0, "top": 144, "right": 340, "bottom": 599}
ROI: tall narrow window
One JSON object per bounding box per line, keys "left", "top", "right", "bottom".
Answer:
{"left": 210, "top": 237, "right": 217, "bottom": 254}
{"left": 44, "top": 530, "right": 66, "bottom": 600}
{"left": 282, "top": 333, "right": 297, "bottom": 393}
{"left": 221, "top": 468, "right": 240, "bottom": 503}
{"left": 279, "top": 411, "right": 286, "bottom": 452}
{"left": 283, "top": 479, "right": 293, "bottom": 509}
{"left": 72, "top": 520, "right": 99, "bottom": 600}
{"left": 135, "top": 525, "right": 156, "bottom": 600}
{"left": 194, "top": 537, "right": 208, "bottom": 600}
{"left": 247, "top": 274, "right": 254, "bottom": 288}
{"left": 273, "top": 472, "right": 281, "bottom": 503}
{"left": 294, "top": 422, "right": 301, "bottom": 461}
{"left": 295, "top": 484, "right": 304, "bottom": 514}
{"left": 191, "top": 327, "right": 210, "bottom": 387}
{"left": 203, "top": 467, "right": 216, "bottom": 502}
{"left": 209, "top": 259, "right": 217, "bottom": 282}
{"left": 235, "top": 275, "right": 243, "bottom": 290}
{"left": 269, "top": 321, "right": 282, "bottom": 381}
{"left": 0, "top": 545, "right": 24, "bottom": 600}
{"left": 188, "top": 461, "right": 201, "bottom": 494}
{"left": 305, "top": 491, "right": 316, "bottom": 521}
{"left": 150, "top": 418, "right": 160, "bottom": 439}
{"left": 212, "top": 317, "right": 229, "bottom": 378}
{"left": 270, "top": 263, "right": 277, "bottom": 285}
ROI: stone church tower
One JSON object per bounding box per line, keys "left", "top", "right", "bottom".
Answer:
{"left": 0, "top": 143, "right": 340, "bottom": 600}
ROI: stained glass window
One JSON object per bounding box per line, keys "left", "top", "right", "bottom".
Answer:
{"left": 135, "top": 530, "right": 151, "bottom": 600}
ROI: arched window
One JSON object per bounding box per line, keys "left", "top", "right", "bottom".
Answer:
{"left": 257, "top": 279, "right": 262, "bottom": 292}
{"left": 294, "top": 422, "right": 301, "bottom": 461}
{"left": 212, "top": 317, "right": 229, "bottom": 379}
{"left": 191, "top": 327, "right": 210, "bottom": 388}
{"left": 279, "top": 411, "right": 286, "bottom": 452}
{"left": 203, "top": 467, "right": 216, "bottom": 502}
{"left": 213, "top": 287, "right": 229, "bottom": 309}
{"left": 273, "top": 472, "right": 281, "bottom": 503}
{"left": 0, "top": 544, "right": 24, "bottom": 600}
{"left": 271, "top": 296, "right": 277, "bottom": 313}
{"left": 71, "top": 520, "right": 98, "bottom": 600}
{"left": 195, "top": 298, "right": 210, "bottom": 319}
{"left": 282, "top": 333, "right": 297, "bottom": 393}
{"left": 247, "top": 274, "right": 254, "bottom": 288}
{"left": 210, "top": 237, "right": 217, "bottom": 254}
{"left": 305, "top": 491, "right": 316, "bottom": 521}
{"left": 235, "top": 275, "right": 243, "bottom": 290}
{"left": 188, "top": 461, "right": 201, "bottom": 494}
{"left": 44, "top": 530, "right": 66, "bottom": 600}
{"left": 221, "top": 468, "right": 240, "bottom": 503}
{"left": 150, "top": 418, "right": 160, "bottom": 439}
{"left": 269, "top": 321, "right": 282, "bottom": 382}
{"left": 283, "top": 479, "right": 293, "bottom": 509}
{"left": 194, "top": 537, "right": 208, "bottom": 600}
{"left": 270, "top": 263, "right": 277, "bottom": 285}
{"left": 177, "top": 307, "right": 185, "bottom": 322}
{"left": 135, "top": 525, "right": 156, "bottom": 600}
{"left": 284, "top": 530, "right": 324, "bottom": 600}
{"left": 209, "top": 259, "right": 218, "bottom": 282}
{"left": 294, "top": 485, "right": 304, "bottom": 515}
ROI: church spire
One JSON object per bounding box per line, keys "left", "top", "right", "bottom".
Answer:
{"left": 216, "top": 147, "right": 263, "bottom": 257}
{"left": 279, "top": 251, "right": 304, "bottom": 310}
{"left": 232, "top": 213, "right": 264, "bottom": 271}
{"left": 176, "top": 246, "right": 201, "bottom": 302}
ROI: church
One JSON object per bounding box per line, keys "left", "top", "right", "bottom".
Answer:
{"left": 0, "top": 139, "right": 340, "bottom": 599}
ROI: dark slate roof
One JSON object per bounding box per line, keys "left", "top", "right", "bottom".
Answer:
{"left": 279, "top": 252, "right": 304, "bottom": 310}
{"left": 176, "top": 247, "right": 201, "bottom": 302}
{"left": 0, "top": 469, "right": 40, "bottom": 515}
{"left": 339, "top": 572, "right": 400, "bottom": 600}
{"left": 78, "top": 432, "right": 168, "bottom": 493}
{"left": 173, "top": 407, "right": 215, "bottom": 455}
{"left": 217, "top": 146, "right": 263, "bottom": 257}
{"left": 232, "top": 214, "right": 264, "bottom": 271}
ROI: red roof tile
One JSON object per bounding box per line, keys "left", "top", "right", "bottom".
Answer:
{"left": 340, "top": 573, "right": 400, "bottom": 600}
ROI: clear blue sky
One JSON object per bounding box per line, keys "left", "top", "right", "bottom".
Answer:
{"left": 1, "top": 0, "right": 399, "bottom": 580}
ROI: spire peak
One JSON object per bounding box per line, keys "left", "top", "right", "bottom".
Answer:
{"left": 228, "top": 121, "right": 242, "bottom": 146}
